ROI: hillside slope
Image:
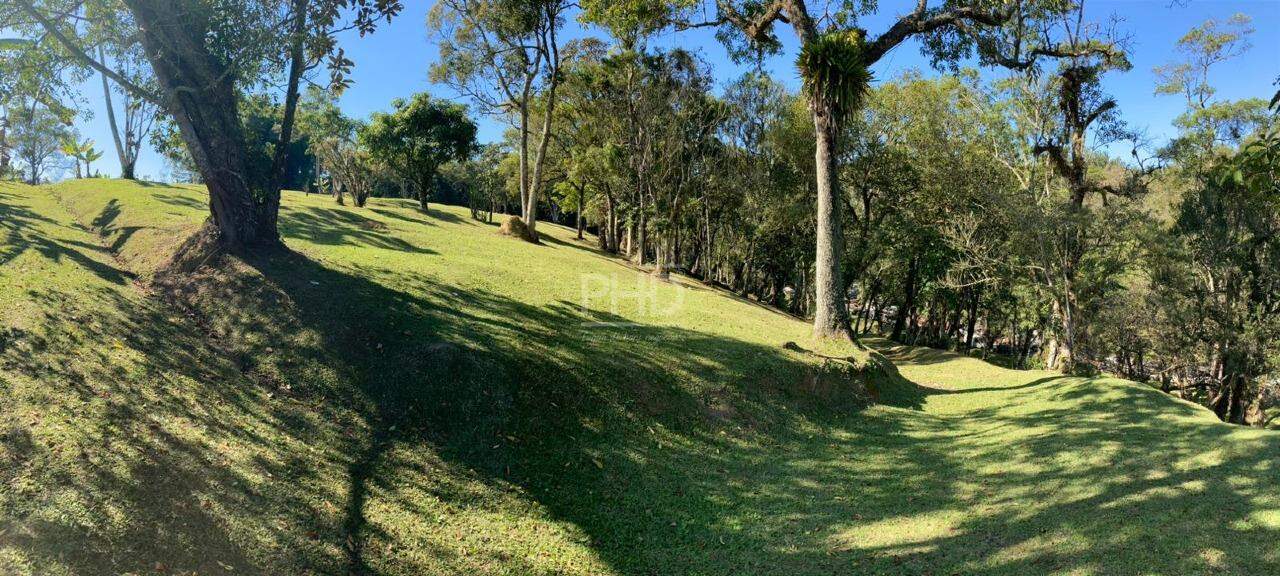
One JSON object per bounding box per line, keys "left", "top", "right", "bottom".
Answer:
{"left": 1, "top": 180, "right": 1277, "bottom": 575}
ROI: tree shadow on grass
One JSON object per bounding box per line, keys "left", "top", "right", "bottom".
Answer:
{"left": 281, "top": 206, "right": 437, "bottom": 255}
{"left": 364, "top": 201, "right": 469, "bottom": 228}
{"left": 244, "top": 247, "right": 1280, "bottom": 576}
{"left": 153, "top": 191, "right": 207, "bottom": 211}
{"left": 221, "top": 246, "right": 890, "bottom": 575}
{"left": 0, "top": 189, "right": 135, "bottom": 285}
{"left": 7, "top": 182, "right": 1278, "bottom": 575}
{"left": 31, "top": 232, "right": 1271, "bottom": 575}
{"left": 851, "top": 383, "right": 1280, "bottom": 575}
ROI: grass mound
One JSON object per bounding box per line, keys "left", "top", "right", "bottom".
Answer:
{"left": 2, "top": 179, "right": 1277, "bottom": 575}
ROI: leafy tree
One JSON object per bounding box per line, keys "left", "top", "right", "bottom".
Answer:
{"left": 314, "top": 135, "right": 372, "bottom": 207}
{"left": 429, "top": 0, "right": 571, "bottom": 238}
{"left": 6, "top": 0, "right": 401, "bottom": 254}
{"left": 1154, "top": 13, "right": 1269, "bottom": 174}
{"left": 1019, "top": 5, "right": 1140, "bottom": 370}
{"left": 95, "top": 44, "right": 157, "bottom": 180}
{"left": 297, "top": 87, "right": 359, "bottom": 198}
{"left": 1149, "top": 122, "right": 1279, "bottom": 424}
{"left": 361, "top": 93, "right": 478, "bottom": 214}
{"left": 8, "top": 101, "right": 68, "bottom": 184}
{"left": 582, "top": 0, "right": 1054, "bottom": 339}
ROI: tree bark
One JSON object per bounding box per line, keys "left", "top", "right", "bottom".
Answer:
{"left": 965, "top": 286, "right": 980, "bottom": 351}
{"left": 0, "top": 114, "right": 9, "bottom": 177}
{"left": 98, "top": 46, "right": 133, "bottom": 180}
{"left": 810, "top": 102, "right": 849, "bottom": 338}
{"left": 124, "top": 0, "right": 277, "bottom": 251}
{"left": 576, "top": 188, "right": 584, "bottom": 240}
{"left": 418, "top": 176, "right": 431, "bottom": 213}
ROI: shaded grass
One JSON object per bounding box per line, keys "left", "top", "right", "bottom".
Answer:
{"left": 1, "top": 179, "right": 1277, "bottom": 575}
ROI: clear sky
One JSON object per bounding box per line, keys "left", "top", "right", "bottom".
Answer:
{"left": 66, "top": 0, "right": 1280, "bottom": 181}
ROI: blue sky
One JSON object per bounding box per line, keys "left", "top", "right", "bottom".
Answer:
{"left": 68, "top": 0, "right": 1279, "bottom": 181}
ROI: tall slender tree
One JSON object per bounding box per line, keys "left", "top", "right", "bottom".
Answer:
{"left": 584, "top": 0, "right": 1037, "bottom": 339}
{"left": 429, "top": 0, "right": 571, "bottom": 239}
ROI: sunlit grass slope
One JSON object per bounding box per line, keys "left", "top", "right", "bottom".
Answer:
{"left": 2, "top": 179, "right": 1276, "bottom": 575}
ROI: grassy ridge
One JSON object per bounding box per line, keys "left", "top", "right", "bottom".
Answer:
{"left": 1, "top": 179, "right": 1277, "bottom": 575}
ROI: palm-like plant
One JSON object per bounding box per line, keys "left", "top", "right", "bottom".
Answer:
{"left": 59, "top": 137, "right": 102, "bottom": 178}
{"left": 796, "top": 30, "right": 873, "bottom": 126}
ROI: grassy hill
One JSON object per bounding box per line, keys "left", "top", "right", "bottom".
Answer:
{"left": 1, "top": 179, "right": 1277, "bottom": 575}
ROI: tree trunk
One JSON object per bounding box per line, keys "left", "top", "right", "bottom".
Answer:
{"left": 124, "top": 0, "right": 276, "bottom": 252}
{"left": 633, "top": 210, "right": 647, "bottom": 265}
{"left": 418, "top": 177, "right": 430, "bottom": 213}
{"left": 1057, "top": 296, "right": 1078, "bottom": 372}
{"left": 810, "top": 101, "right": 849, "bottom": 339}
{"left": 0, "top": 115, "right": 9, "bottom": 177}
{"left": 268, "top": 0, "right": 309, "bottom": 198}
{"left": 523, "top": 25, "right": 561, "bottom": 236}
{"left": 121, "top": 157, "right": 136, "bottom": 180}
{"left": 965, "top": 286, "right": 980, "bottom": 351}
{"left": 652, "top": 236, "right": 670, "bottom": 280}
{"left": 891, "top": 256, "right": 919, "bottom": 342}
{"left": 576, "top": 191, "right": 584, "bottom": 240}
{"left": 1020, "top": 329, "right": 1034, "bottom": 369}
{"left": 99, "top": 45, "right": 132, "bottom": 180}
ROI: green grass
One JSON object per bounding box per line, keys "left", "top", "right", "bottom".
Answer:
{"left": 2, "top": 179, "right": 1277, "bottom": 575}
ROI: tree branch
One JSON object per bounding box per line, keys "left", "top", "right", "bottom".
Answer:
{"left": 17, "top": 0, "right": 164, "bottom": 107}
{"left": 1083, "top": 98, "right": 1116, "bottom": 128}
{"left": 716, "top": 0, "right": 790, "bottom": 43}
{"left": 865, "top": 3, "right": 1014, "bottom": 65}
{"left": 1032, "top": 141, "right": 1071, "bottom": 180}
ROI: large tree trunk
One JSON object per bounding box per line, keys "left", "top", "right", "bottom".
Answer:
{"left": 810, "top": 102, "right": 849, "bottom": 339}
{"left": 418, "top": 177, "right": 431, "bottom": 213}
{"left": 124, "top": 0, "right": 277, "bottom": 252}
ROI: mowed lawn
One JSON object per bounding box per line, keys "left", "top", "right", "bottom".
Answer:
{"left": 1, "top": 179, "right": 1277, "bottom": 575}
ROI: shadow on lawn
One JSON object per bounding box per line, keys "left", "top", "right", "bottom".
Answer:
{"left": 282, "top": 206, "right": 438, "bottom": 255}
{"left": 231, "top": 247, "right": 878, "bottom": 574}
{"left": 241, "top": 247, "right": 1280, "bottom": 575}
{"left": 1, "top": 189, "right": 267, "bottom": 572}
{"left": 0, "top": 189, "right": 135, "bottom": 285}
{"left": 5, "top": 184, "right": 1278, "bottom": 575}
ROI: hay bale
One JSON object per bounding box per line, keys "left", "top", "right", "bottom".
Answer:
{"left": 498, "top": 215, "right": 538, "bottom": 242}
